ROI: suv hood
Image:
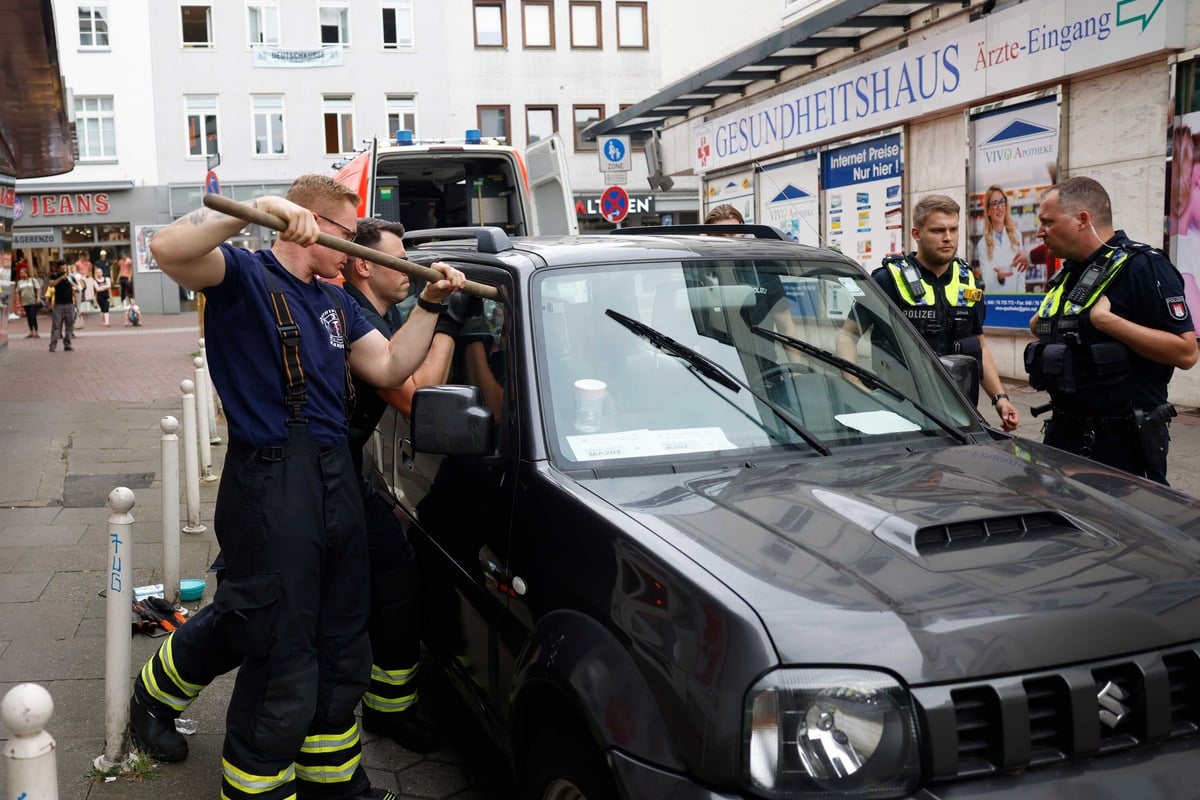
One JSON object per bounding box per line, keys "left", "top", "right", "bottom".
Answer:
{"left": 580, "top": 441, "right": 1200, "bottom": 684}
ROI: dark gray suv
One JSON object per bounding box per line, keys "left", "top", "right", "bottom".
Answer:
{"left": 369, "top": 225, "right": 1200, "bottom": 799}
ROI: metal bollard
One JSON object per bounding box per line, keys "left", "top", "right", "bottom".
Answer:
{"left": 101, "top": 488, "right": 137, "bottom": 770}
{"left": 199, "top": 337, "right": 222, "bottom": 444}
{"left": 161, "top": 416, "right": 181, "bottom": 604}
{"left": 180, "top": 380, "right": 207, "bottom": 534}
{"left": 2, "top": 683, "right": 59, "bottom": 800}
{"left": 193, "top": 356, "right": 217, "bottom": 483}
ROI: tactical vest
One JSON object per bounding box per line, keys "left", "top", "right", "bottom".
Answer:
{"left": 882, "top": 255, "right": 983, "bottom": 361}
{"left": 1024, "top": 245, "right": 1135, "bottom": 397}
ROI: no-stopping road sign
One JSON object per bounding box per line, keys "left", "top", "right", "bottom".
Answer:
{"left": 600, "top": 185, "right": 630, "bottom": 223}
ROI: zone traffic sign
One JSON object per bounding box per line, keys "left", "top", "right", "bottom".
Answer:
{"left": 600, "top": 185, "right": 630, "bottom": 223}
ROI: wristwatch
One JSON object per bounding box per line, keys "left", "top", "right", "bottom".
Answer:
{"left": 991, "top": 392, "right": 1010, "bottom": 407}
{"left": 415, "top": 295, "right": 448, "bottom": 314}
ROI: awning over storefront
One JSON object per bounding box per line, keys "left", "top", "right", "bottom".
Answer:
{"left": 0, "top": 0, "right": 75, "bottom": 178}
{"left": 582, "top": 0, "right": 963, "bottom": 142}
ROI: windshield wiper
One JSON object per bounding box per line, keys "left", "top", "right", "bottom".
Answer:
{"left": 605, "top": 309, "right": 831, "bottom": 456}
{"left": 751, "top": 326, "right": 970, "bottom": 445}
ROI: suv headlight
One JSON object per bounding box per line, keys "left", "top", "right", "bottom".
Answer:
{"left": 744, "top": 669, "right": 920, "bottom": 798}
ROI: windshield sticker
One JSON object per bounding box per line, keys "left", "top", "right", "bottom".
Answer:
{"left": 837, "top": 277, "right": 865, "bottom": 296}
{"left": 566, "top": 427, "right": 737, "bottom": 461}
{"left": 835, "top": 411, "right": 921, "bottom": 435}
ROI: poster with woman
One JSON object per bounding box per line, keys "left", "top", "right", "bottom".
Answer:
{"left": 969, "top": 95, "right": 1060, "bottom": 327}
{"left": 1169, "top": 113, "right": 1200, "bottom": 334}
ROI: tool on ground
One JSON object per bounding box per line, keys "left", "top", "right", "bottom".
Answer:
{"left": 202, "top": 193, "right": 500, "bottom": 301}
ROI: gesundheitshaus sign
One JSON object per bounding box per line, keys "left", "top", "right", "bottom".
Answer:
{"left": 692, "top": 0, "right": 1183, "bottom": 172}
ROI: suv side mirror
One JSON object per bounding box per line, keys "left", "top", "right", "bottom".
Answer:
{"left": 411, "top": 385, "right": 495, "bottom": 456}
{"left": 939, "top": 354, "right": 980, "bottom": 405}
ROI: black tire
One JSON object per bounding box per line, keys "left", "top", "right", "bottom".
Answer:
{"left": 520, "top": 722, "right": 619, "bottom": 800}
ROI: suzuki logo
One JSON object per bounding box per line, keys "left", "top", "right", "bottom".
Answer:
{"left": 1097, "top": 681, "right": 1129, "bottom": 729}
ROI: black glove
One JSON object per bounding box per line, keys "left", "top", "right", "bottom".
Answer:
{"left": 434, "top": 292, "right": 484, "bottom": 338}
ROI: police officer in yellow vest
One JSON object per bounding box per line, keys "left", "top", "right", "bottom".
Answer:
{"left": 1027, "top": 177, "right": 1198, "bottom": 484}
{"left": 837, "top": 194, "right": 1020, "bottom": 431}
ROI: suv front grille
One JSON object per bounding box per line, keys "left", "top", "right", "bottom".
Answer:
{"left": 914, "top": 645, "right": 1200, "bottom": 781}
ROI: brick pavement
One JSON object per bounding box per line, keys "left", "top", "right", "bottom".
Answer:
{"left": 0, "top": 312, "right": 515, "bottom": 800}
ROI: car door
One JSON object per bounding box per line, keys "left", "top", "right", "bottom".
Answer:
{"left": 525, "top": 133, "right": 578, "bottom": 235}
{"left": 390, "top": 264, "right": 519, "bottom": 721}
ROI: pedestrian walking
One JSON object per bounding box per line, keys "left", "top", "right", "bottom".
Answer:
{"left": 15, "top": 266, "right": 42, "bottom": 338}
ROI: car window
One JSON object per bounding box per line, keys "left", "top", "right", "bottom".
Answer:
{"left": 534, "top": 257, "right": 976, "bottom": 468}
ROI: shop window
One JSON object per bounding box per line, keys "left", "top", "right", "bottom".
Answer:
{"left": 569, "top": 2, "right": 601, "bottom": 49}
{"left": 522, "top": 1, "right": 554, "bottom": 49}
{"left": 186, "top": 95, "right": 220, "bottom": 159}
{"left": 616, "top": 2, "right": 646, "bottom": 49}
{"left": 478, "top": 105, "right": 510, "bottom": 142}
{"left": 78, "top": 3, "right": 109, "bottom": 49}
{"left": 62, "top": 225, "right": 96, "bottom": 244}
{"left": 387, "top": 95, "right": 418, "bottom": 140}
{"left": 75, "top": 96, "right": 116, "bottom": 160}
{"left": 527, "top": 106, "right": 557, "bottom": 144}
{"left": 247, "top": 2, "right": 280, "bottom": 46}
{"left": 573, "top": 104, "right": 602, "bottom": 151}
{"left": 181, "top": 5, "right": 213, "bottom": 48}
{"left": 474, "top": 1, "right": 505, "bottom": 48}
{"left": 319, "top": 1, "right": 351, "bottom": 46}
{"left": 382, "top": 0, "right": 414, "bottom": 49}
{"left": 253, "top": 95, "right": 286, "bottom": 156}
{"left": 323, "top": 95, "right": 355, "bottom": 154}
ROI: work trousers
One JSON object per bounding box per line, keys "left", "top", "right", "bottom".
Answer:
{"left": 49, "top": 304, "right": 74, "bottom": 348}
{"left": 136, "top": 481, "right": 426, "bottom": 766}
{"left": 215, "top": 427, "right": 371, "bottom": 800}
{"left": 1044, "top": 417, "right": 1170, "bottom": 486}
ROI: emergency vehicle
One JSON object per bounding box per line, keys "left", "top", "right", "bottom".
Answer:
{"left": 332, "top": 129, "right": 578, "bottom": 236}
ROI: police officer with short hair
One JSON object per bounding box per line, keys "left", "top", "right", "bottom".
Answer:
{"left": 1027, "top": 176, "right": 1198, "bottom": 484}
{"left": 837, "top": 194, "right": 1020, "bottom": 431}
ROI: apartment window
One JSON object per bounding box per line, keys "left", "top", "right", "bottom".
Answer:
{"left": 320, "top": 1, "right": 350, "bottom": 46}
{"left": 573, "top": 104, "right": 602, "bottom": 151}
{"left": 569, "top": 2, "right": 601, "bottom": 49}
{"left": 522, "top": 1, "right": 554, "bottom": 48}
{"left": 323, "top": 95, "right": 355, "bottom": 154}
{"left": 75, "top": 96, "right": 116, "bottom": 159}
{"left": 473, "top": 1, "right": 505, "bottom": 48}
{"left": 386, "top": 95, "right": 417, "bottom": 140}
{"left": 181, "top": 5, "right": 213, "bottom": 47}
{"left": 247, "top": 2, "right": 280, "bottom": 46}
{"left": 526, "top": 105, "right": 557, "bottom": 144}
{"left": 186, "top": 95, "right": 219, "bottom": 158}
{"left": 382, "top": 0, "right": 414, "bottom": 49}
{"left": 78, "top": 4, "right": 109, "bottom": 48}
{"left": 616, "top": 2, "right": 647, "bottom": 49}
{"left": 478, "top": 105, "right": 510, "bottom": 142}
{"left": 253, "top": 95, "right": 285, "bottom": 155}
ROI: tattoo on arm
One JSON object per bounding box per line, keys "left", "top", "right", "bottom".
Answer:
{"left": 186, "top": 209, "right": 210, "bottom": 226}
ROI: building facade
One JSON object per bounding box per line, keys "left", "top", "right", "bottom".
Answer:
{"left": 596, "top": 0, "right": 1200, "bottom": 406}
{"left": 15, "top": 0, "right": 702, "bottom": 313}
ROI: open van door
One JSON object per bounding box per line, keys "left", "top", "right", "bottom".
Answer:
{"left": 525, "top": 134, "right": 578, "bottom": 235}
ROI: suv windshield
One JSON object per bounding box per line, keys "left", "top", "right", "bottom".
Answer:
{"left": 534, "top": 255, "right": 980, "bottom": 468}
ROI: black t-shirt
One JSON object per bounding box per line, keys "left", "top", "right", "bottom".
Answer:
{"left": 1053, "top": 231, "right": 1194, "bottom": 412}
{"left": 49, "top": 274, "right": 75, "bottom": 306}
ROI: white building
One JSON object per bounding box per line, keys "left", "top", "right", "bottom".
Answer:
{"left": 15, "top": 0, "right": 715, "bottom": 313}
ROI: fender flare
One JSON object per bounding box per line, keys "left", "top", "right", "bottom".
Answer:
{"left": 508, "top": 608, "right": 685, "bottom": 773}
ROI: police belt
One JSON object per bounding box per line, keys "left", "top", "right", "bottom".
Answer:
{"left": 1049, "top": 408, "right": 1135, "bottom": 432}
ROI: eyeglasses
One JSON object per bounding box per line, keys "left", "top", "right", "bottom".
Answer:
{"left": 987, "top": 198, "right": 1008, "bottom": 208}
{"left": 316, "top": 213, "right": 356, "bottom": 241}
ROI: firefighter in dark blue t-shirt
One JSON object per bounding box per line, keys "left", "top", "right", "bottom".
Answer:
{"left": 1027, "top": 177, "right": 1198, "bottom": 485}
{"left": 130, "top": 175, "right": 465, "bottom": 800}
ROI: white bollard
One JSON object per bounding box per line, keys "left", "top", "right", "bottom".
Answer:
{"left": 193, "top": 357, "right": 217, "bottom": 483}
{"left": 199, "top": 337, "right": 222, "bottom": 444}
{"left": 180, "top": 380, "right": 207, "bottom": 534}
{"left": 101, "top": 488, "right": 136, "bottom": 770}
{"left": 2, "top": 683, "right": 59, "bottom": 800}
{"left": 160, "top": 416, "right": 181, "bottom": 604}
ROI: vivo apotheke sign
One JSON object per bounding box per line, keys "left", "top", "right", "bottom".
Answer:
{"left": 692, "top": 0, "right": 1184, "bottom": 172}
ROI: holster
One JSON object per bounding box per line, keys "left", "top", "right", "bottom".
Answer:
{"left": 1132, "top": 404, "right": 1176, "bottom": 471}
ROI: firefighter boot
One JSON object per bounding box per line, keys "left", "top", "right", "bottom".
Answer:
{"left": 129, "top": 688, "right": 188, "bottom": 762}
